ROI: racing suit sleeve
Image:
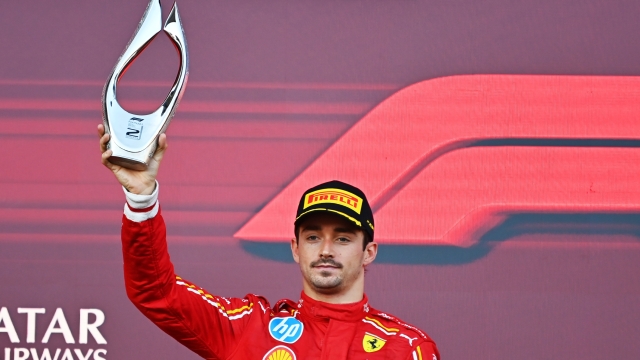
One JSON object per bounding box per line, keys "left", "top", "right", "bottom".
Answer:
{"left": 406, "top": 339, "right": 440, "bottom": 360}
{"left": 121, "top": 182, "right": 269, "bottom": 359}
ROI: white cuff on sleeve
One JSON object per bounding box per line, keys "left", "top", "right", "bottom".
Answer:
{"left": 123, "top": 181, "right": 160, "bottom": 222}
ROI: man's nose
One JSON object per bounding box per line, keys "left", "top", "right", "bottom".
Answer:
{"left": 319, "top": 237, "right": 334, "bottom": 258}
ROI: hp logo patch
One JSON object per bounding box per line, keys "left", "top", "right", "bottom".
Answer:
{"left": 269, "top": 317, "right": 304, "bottom": 344}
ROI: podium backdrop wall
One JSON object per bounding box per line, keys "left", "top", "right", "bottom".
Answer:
{"left": 1, "top": 1, "right": 640, "bottom": 359}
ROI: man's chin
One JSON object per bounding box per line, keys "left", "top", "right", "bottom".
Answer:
{"left": 309, "top": 277, "right": 342, "bottom": 292}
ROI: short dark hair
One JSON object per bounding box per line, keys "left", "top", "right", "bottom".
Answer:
{"left": 294, "top": 224, "right": 373, "bottom": 251}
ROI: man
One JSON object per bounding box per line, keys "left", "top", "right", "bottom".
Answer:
{"left": 98, "top": 125, "right": 439, "bottom": 359}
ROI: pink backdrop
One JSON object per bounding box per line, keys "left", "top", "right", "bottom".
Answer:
{"left": 1, "top": 1, "right": 640, "bottom": 359}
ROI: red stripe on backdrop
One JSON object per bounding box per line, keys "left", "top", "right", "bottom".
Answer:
{"left": 0, "top": 183, "right": 281, "bottom": 212}
{"left": 0, "top": 118, "right": 352, "bottom": 139}
{"left": 0, "top": 99, "right": 370, "bottom": 115}
{"left": 0, "top": 137, "right": 328, "bottom": 185}
{"left": 0, "top": 208, "right": 250, "bottom": 229}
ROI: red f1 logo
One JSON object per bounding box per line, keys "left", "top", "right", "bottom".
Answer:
{"left": 235, "top": 75, "right": 640, "bottom": 247}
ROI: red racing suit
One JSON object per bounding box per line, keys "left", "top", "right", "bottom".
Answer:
{"left": 121, "top": 184, "right": 440, "bottom": 360}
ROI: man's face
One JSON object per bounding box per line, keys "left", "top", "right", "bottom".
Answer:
{"left": 291, "top": 212, "right": 376, "bottom": 296}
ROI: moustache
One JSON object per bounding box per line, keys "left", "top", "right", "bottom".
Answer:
{"left": 311, "top": 259, "right": 343, "bottom": 268}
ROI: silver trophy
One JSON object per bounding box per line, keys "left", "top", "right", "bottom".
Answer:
{"left": 102, "top": 0, "right": 189, "bottom": 170}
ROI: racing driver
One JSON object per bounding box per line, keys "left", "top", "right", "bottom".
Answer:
{"left": 98, "top": 125, "right": 440, "bottom": 359}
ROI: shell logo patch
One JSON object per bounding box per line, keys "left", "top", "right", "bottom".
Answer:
{"left": 363, "top": 332, "right": 386, "bottom": 353}
{"left": 262, "top": 345, "right": 296, "bottom": 360}
{"left": 269, "top": 316, "right": 304, "bottom": 344}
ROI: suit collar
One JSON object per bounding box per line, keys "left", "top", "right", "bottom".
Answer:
{"left": 297, "top": 291, "right": 370, "bottom": 322}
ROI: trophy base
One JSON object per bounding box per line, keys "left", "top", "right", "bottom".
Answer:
{"left": 106, "top": 139, "right": 156, "bottom": 171}
{"left": 108, "top": 155, "right": 149, "bottom": 171}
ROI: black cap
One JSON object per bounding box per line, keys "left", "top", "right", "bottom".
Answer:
{"left": 294, "top": 180, "right": 374, "bottom": 240}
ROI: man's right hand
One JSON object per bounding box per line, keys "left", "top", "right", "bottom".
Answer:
{"left": 98, "top": 124, "right": 167, "bottom": 195}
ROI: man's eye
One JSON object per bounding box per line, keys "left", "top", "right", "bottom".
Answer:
{"left": 307, "top": 235, "right": 320, "bottom": 241}
{"left": 337, "top": 237, "right": 351, "bottom": 243}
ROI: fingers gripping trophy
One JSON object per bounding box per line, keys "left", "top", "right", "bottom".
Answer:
{"left": 99, "top": 0, "right": 188, "bottom": 195}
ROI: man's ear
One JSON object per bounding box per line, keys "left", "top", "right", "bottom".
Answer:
{"left": 363, "top": 241, "right": 377, "bottom": 266}
{"left": 291, "top": 238, "right": 300, "bottom": 264}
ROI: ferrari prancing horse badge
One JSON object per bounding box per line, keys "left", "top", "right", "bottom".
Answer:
{"left": 363, "top": 332, "right": 386, "bottom": 353}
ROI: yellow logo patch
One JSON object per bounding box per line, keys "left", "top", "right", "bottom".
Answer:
{"left": 304, "top": 188, "right": 363, "bottom": 214}
{"left": 263, "top": 345, "right": 296, "bottom": 360}
{"left": 363, "top": 332, "right": 386, "bottom": 353}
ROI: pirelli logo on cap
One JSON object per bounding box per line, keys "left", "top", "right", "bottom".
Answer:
{"left": 304, "top": 188, "right": 363, "bottom": 214}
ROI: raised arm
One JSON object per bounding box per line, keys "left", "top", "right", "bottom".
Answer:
{"left": 98, "top": 125, "right": 269, "bottom": 359}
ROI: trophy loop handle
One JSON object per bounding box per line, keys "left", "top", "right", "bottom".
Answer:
{"left": 102, "top": 0, "right": 189, "bottom": 170}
